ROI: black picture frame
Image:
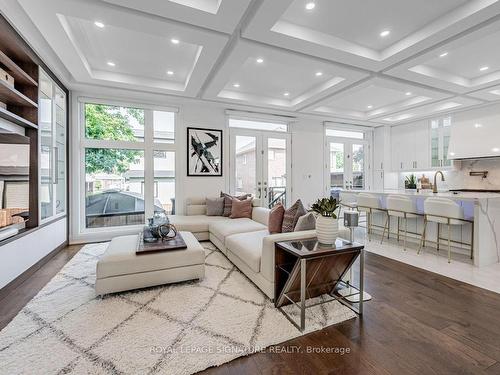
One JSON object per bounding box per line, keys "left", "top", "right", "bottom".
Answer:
{"left": 187, "top": 127, "right": 223, "bottom": 177}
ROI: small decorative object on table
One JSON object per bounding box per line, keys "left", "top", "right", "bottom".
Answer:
{"left": 311, "top": 197, "right": 340, "bottom": 245}
{"left": 143, "top": 212, "right": 178, "bottom": 243}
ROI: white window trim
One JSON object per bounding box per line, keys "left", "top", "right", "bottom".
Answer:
{"left": 73, "top": 97, "right": 179, "bottom": 242}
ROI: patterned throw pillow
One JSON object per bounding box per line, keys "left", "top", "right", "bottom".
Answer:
{"left": 220, "top": 192, "right": 251, "bottom": 217}
{"left": 294, "top": 212, "right": 316, "bottom": 232}
{"left": 268, "top": 203, "right": 285, "bottom": 234}
{"left": 206, "top": 197, "right": 224, "bottom": 216}
{"left": 282, "top": 199, "right": 307, "bottom": 233}
{"left": 229, "top": 198, "right": 253, "bottom": 219}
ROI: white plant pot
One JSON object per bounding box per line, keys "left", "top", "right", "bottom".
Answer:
{"left": 316, "top": 216, "right": 339, "bottom": 245}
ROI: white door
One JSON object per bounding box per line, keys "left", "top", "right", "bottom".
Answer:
{"left": 326, "top": 138, "right": 368, "bottom": 194}
{"left": 230, "top": 129, "right": 291, "bottom": 207}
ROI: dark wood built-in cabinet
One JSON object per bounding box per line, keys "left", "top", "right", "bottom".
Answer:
{"left": 0, "top": 14, "right": 68, "bottom": 240}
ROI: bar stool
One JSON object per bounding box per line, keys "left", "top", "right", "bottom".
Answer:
{"left": 357, "top": 193, "right": 384, "bottom": 241}
{"left": 380, "top": 195, "right": 418, "bottom": 251}
{"left": 418, "top": 197, "right": 471, "bottom": 263}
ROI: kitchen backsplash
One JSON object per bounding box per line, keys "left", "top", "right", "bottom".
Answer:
{"left": 399, "top": 159, "right": 500, "bottom": 190}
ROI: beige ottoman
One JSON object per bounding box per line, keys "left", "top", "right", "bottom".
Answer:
{"left": 95, "top": 231, "right": 205, "bottom": 295}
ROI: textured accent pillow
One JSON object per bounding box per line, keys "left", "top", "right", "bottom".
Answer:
{"left": 294, "top": 212, "right": 316, "bottom": 232}
{"left": 206, "top": 197, "right": 224, "bottom": 216}
{"left": 229, "top": 198, "right": 253, "bottom": 219}
{"left": 220, "top": 192, "right": 251, "bottom": 217}
{"left": 282, "top": 199, "right": 307, "bottom": 233}
{"left": 268, "top": 203, "right": 285, "bottom": 234}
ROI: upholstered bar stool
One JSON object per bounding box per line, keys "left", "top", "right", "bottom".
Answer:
{"left": 357, "top": 193, "right": 385, "bottom": 241}
{"left": 418, "top": 197, "right": 471, "bottom": 263}
{"left": 380, "top": 195, "right": 418, "bottom": 251}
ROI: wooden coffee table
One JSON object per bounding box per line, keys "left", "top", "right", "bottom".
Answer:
{"left": 275, "top": 238, "right": 365, "bottom": 331}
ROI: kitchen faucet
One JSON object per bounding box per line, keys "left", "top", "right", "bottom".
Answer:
{"left": 433, "top": 171, "right": 445, "bottom": 194}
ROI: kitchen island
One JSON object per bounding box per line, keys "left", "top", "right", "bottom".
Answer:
{"left": 339, "top": 189, "right": 500, "bottom": 267}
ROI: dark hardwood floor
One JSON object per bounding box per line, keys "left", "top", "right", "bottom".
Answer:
{"left": 1, "top": 245, "right": 500, "bottom": 374}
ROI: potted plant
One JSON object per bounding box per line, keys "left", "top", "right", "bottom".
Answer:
{"left": 405, "top": 174, "right": 417, "bottom": 190}
{"left": 310, "top": 197, "right": 340, "bottom": 244}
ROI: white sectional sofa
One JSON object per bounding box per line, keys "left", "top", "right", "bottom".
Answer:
{"left": 168, "top": 197, "right": 316, "bottom": 299}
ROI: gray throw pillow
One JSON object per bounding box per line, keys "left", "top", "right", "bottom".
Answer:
{"left": 282, "top": 199, "right": 307, "bottom": 233}
{"left": 206, "top": 197, "right": 224, "bottom": 216}
{"left": 294, "top": 212, "right": 316, "bottom": 232}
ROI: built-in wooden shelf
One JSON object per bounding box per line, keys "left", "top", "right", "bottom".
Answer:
{"left": 0, "top": 79, "right": 37, "bottom": 108}
{"left": 0, "top": 106, "right": 37, "bottom": 129}
{"left": 0, "top": 50, "right": 38, "bottom": 87}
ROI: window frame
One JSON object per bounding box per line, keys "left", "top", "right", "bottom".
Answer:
{"left": 77, "top": 97, "right": 178, "bottom": 238}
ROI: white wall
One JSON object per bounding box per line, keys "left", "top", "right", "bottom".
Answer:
{"left": 290, "top": 119, "right": 325, "bottom": 208}
{"left": 0, "top": 218, "right": 67, "bottom": 288}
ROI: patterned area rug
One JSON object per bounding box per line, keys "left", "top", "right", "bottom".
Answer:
{"left": 0, "top": 242, "right": 356, "bottom": 375}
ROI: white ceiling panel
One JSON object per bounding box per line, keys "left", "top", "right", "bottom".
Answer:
{"left": 243, "top": 0, "right": 500, "bottom": 71}
{"left": 386, "top": 19, "right": 500, "bottom": 93}
{"left": 100, "top": 0, "right": 252, "bottom": 33}
{"left": 17, "top": 0, "right": 228, "bottom": 96}
{"left": 203, "top": 40, "right": 369, "bottom": 110}
{"left": 372, "top": 96, "right": 483, "bottom": 124}
{"left": 304, "top": 78, "right": 450, "bottom": 121}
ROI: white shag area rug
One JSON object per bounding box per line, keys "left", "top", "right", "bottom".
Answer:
{"left": 0, "top": 241, "right": 356, "bottom": 375}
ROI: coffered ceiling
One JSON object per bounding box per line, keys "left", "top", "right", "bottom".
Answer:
{"left": 7, "top": 0, "right": 500, "bottom": 125}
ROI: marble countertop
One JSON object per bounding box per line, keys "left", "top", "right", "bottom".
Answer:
{"left": 340, "top": 189, "right": 500, "bottom": 201}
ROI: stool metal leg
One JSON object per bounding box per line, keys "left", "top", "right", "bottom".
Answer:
{"left": 447, "top": 219, "right": 452, "bottom": 263}
{"left": 380, "top": 213, "right": 389, "bottom": 245}
{"left": 397, "top": 217, "right": 400, "bottom": 242}
{"left": 471, "top": 222, "right": 474, "bottom": 260}
{"left": 403, "top": 215, "right": 408, "bottom": 252}
{"left": 418, "top": 217, "right": 427, "bottom": 254}
{"left": 367, "top": 210, "right": 372, "bottom": 242}
{"left": 437, "top": 223, "right": 440, "bottom": 252}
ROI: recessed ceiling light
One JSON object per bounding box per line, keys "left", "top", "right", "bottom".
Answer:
{"left": 492, "top": 147, "right": 500, "bottom": 152}
{"left": 367, "top": 105, "right": 373, "bottom": 109}
{"left": 233, "top": 83, "right": 240, "bottom": 88}
{"left": 315, "top": 71, "right": 323, "bottom": 77}
{"left": 439, "top": 52, "right": 448, "bottom": 58}
{"left": 305, "top": 2, "right": 315, "bottom": 10}
{"left": 171, "top": 38, "right": 180, "bottom": 44}
{"left": 94, "top": 21, "right": 105, "bottom": 28}
{"left": 449, "top": 152, "right": 456, "bottom": 156}
{"left": 405, "top": 92, "right": 412, "bottom": 96}
{"left": 474, "top": 123, "right": 482, "bottom": 128}
{"left": 284, "top": 92, "right": 290, "bottom": 96}
{"left": 107, "top": 61, "right": 115, "bottom": 67}
{"left": 256, "top": 58, "right": 264, "bottom": 64}
{"left": 380, "top": 30, "right": 390, "bottom": 37}
{"left": 480, "top": 66, "right": 489, "bottom": 71}
{"left": 167, "top": 71, "right": 174, "bottom": 75}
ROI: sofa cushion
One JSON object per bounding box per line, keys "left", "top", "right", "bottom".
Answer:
{"left": 220, "top": 192, "right": 251, "bottom": 217}
{"left": 230, "top": 198, "right": 253, "bottom": 219}
{"left": 282, "top": 199, "right": 307, "bottom": 233}
{"left": 168, "top": 215, "right": 230, "bottom": 233}
{"left": 225, "top": 230, "right": 268, "bottom": 273}
{"left": 295, "top": 212, "right": 316, "bottom": 231}
{"left": 209, "top": 218, "right": 267, "bottom": 243}
{"left": 206, "top": 197, "right": 224, "bottom": 216}
{"left": 268, "top": 203, "right": 285, "bottom": 234}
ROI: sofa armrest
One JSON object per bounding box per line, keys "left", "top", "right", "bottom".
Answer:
{"left": 260, "top": 230, "right": 316, "bottom": 282}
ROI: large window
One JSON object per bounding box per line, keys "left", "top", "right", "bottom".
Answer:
{"left": 82, "top": 101, "right": 176, "bottom": 230}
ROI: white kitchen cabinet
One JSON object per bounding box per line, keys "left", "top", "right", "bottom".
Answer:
{"left": 430, "top": 117, "right": 452, "bottom": 168}
{"left": 391, "top": 122, "right": 430, "bottom": 171}
{"left": 373, "top": 125, "right": 392, "bottom": 190}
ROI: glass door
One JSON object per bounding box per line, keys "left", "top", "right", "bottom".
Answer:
{"left": 327, "top": 139, "right": 367, "bottom": 195}
{"left": 230, "top": 129, "right": 290, "bottom": 207}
